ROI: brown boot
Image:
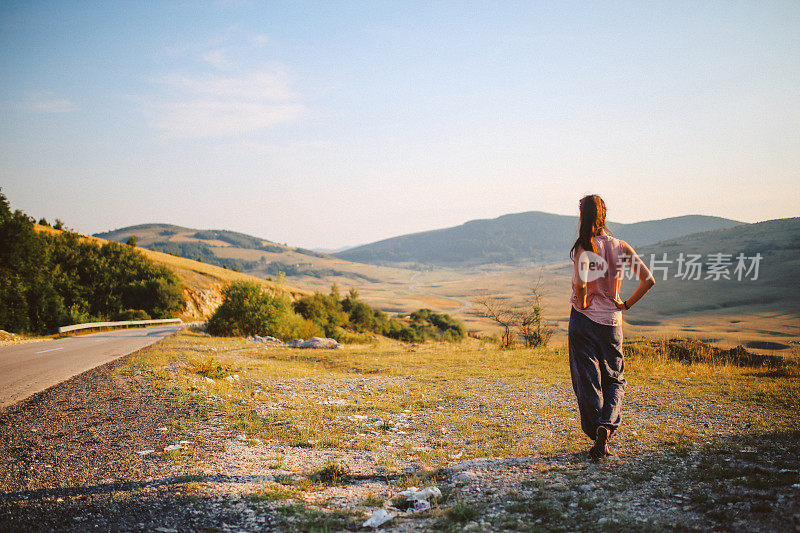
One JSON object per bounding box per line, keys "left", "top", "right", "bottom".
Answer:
{"left": 589, "top": 426, "right": 609, "bottom": 460}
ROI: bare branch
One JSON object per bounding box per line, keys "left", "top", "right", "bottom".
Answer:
{"left": 472, "top": 273, "right": 554, "bottom": 348}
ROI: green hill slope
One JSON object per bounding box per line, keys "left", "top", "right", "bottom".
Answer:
{"left": 94, "top": 224, "right": 334, "bottom": 272}
{"left": 92, "top": 224, "right": 412, "bottom": 289}
{"left": 335, "top": 211, "right": 743, "bottom": 267}
{"left": 630, "top": 217, "right": 800, "bottom": 318}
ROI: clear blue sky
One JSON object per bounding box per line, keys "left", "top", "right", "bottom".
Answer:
{"left": 1, "top": 1, "right": 798, "bottom": 248}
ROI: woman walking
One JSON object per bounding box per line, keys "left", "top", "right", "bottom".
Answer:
{"left": 569, "top": 195, "right": 655, "bottom": 460}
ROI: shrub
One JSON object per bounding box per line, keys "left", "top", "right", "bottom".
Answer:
{"left": 310, "top": 460, "right": 351, "bottom": 485}
{"left": 206, "top": 281, "right": 316, "bottom": 339}
{"left": 474, "top": 280, "right": 553, "bottom": 348}
{"left": 293, "top": 282, "right": 465, "bottom": 344}
{"left": 186, "top": 355, "right": 230, "bottom": 379}
{"left": 113, "top": 309, "right": 151, "bottom": 321}
{"left": 67, "top": 302, "right": 93, "bottom": 325}
{"left": 293, "top": 290, "right": 347, "bottom": 337}
{"left": 446, "top": 502, "right": 478, "bottom": 522}
{"left": 406, "top": 308, "right": 465, "bottom": 342}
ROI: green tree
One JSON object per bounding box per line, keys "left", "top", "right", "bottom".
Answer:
{"left": 0, "top": 275, "right": 31, "bottom": 333}
{"left": 113, "top": 309, "right": 151, "bottom": 321}
{"left": 207, "top": 281, "right": 318, "bottom": 339}
{"left": 0, "top": 195, "right": 184, "bottom": 334}
{"left": 126, "top": 235, "right": 138, "bottom": 247}
{"left": 0, "top": 189, "right": 11, "bottom": 223}
{"left": 0, "top": 209, "right": 68, "bottom": 333}
{"left": 330, "top": 282, "right": 340, "bottom": 301}
{"left": 347, "top": 300, "right": 375, "bottom": 332}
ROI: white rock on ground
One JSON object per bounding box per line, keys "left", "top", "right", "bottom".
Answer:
{"left": 363, "top": 509, "right": 395, "bottom": 528}
{"left": 248, "top": 335, "right": 284, "bottom": 345}
{"left": 283, "top": 337, "right": 341, "bottom": 349}
{"left": 298, "top": 337, "right": 340, "bottom": 349}
{"left": 394, "top": 486, "right": 442, "bottom": 513}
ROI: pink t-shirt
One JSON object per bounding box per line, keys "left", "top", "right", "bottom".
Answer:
{"left": 571, "top": 235, "right": 624, "bottom": 326}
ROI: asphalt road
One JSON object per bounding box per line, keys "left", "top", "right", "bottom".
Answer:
{"left": 0, "top": 324, "right": 182, "bottom": 408}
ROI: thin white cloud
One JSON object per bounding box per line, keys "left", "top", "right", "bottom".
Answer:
{"left": 150, "top": 66, "right": 305, "bottom": 139}
{"left": 251, "top": 34, "right": 269, "bottom": 46}
{"left": 200, "top": 49, "right": 233, "bottom": 70}
{"left": 160, "top": 69, "right": 294, "bottom": 101}
{"left": 20, "top": 91, "right": 77, "bottom": 113}
{"left": 152, "top": 99, "right": 305, "bottom": 139}
{"left": 149, "top": 31, "right": 305, "bottom": 140}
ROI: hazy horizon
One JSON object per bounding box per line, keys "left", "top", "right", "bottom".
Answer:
{"left": 2, "top": 1, "right": 798, "bottom": 249}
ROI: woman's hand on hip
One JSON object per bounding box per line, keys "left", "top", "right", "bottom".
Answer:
{"left": 578, "top": 293, "right": 595, "bottom": 310}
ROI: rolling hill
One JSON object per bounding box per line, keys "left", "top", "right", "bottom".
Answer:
{"left": 38, "top": 224, "right": 306, "bottom": 320}
{"left": 94, "top": 223, "right": 390, "bottom": 282}
{"left": 70, "top": 215, "right": 800, "bottom": 350}
{"left": 533, "top": 216, "right": 800, "bottom": 349}
{"left": 630, "top": 217, "right": 800, "bottom": 317}
{"left": 92, "top": 224, "right": 422, "bottom": 311}
{"left": 334, "top": 211, "right": 744, "bottom": 267}
{"left": 94, "top": 224, "right": 321, "bottom": 271}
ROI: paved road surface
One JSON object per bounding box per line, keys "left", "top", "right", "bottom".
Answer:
{"left": 0, "top": 325, "right": 181, "bottom": 408}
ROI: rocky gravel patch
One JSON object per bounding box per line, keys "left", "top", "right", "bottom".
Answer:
{"left": 0, "top": 329, "right": 49, "bottom": 346}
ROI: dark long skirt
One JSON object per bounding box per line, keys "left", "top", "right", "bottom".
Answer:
{"left": 568, "top": 307, "right": 626, "bottom": 440}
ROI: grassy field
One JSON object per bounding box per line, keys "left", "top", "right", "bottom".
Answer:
{"left": 114, "top": 329, "right": 800, "bottom": 531}
{"left": 410, "top": 266, "right": 800, "bottom": 355}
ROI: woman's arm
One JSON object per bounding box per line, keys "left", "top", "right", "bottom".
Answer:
{"left": 572, "top": 247, "right": 594, "bottom": 310}
{"left": 573, "top": 279, "right": 594, "bottom": 310}
{"left": 614, "top": 241, "right": 655, "bottom": 310}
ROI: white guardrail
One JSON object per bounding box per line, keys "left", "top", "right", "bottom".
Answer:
{"left": 58, "top": 318, "right": 183, "bottom": 334}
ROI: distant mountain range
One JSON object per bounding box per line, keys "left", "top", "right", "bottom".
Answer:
{"left": 96, "top": 213, "right": 747, "bottom": 272}
{"left": 334, "top": 212, "right": 744, "bottom": 267}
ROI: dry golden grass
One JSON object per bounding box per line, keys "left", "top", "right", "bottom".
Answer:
{"left": 121, "top": 330, "right": 800, "bottom": 474}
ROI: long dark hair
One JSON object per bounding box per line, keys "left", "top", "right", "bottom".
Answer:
{"left": 570, "top": 194, "right": 609, "bottom": 259}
